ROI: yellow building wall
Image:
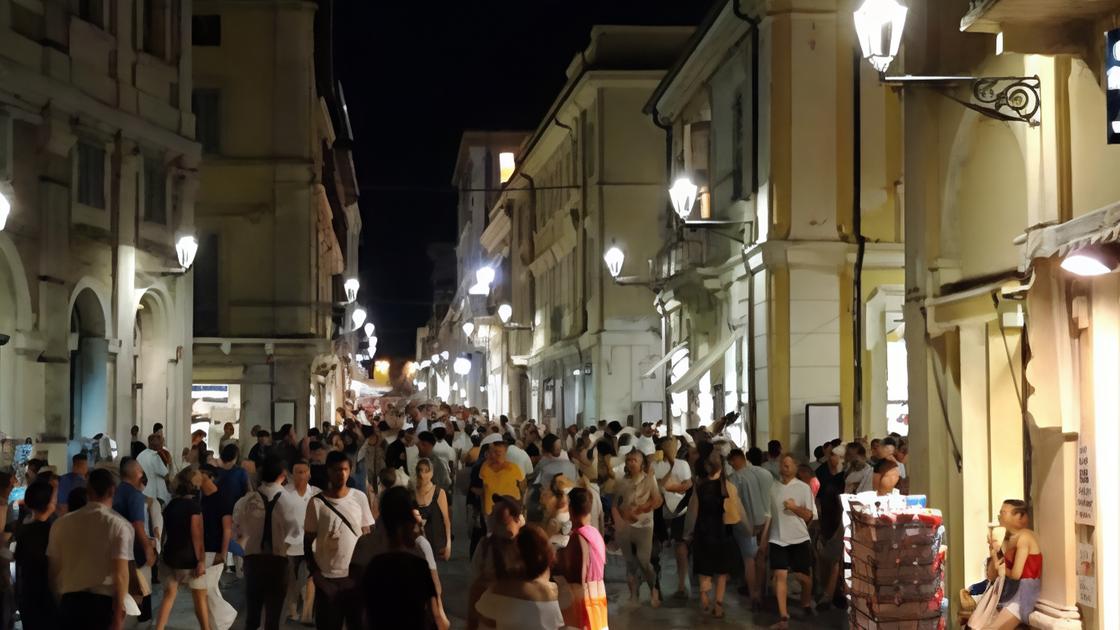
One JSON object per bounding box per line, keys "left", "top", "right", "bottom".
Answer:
{"left": 1069, "top": 58, "right": 1120, "bottom": 217}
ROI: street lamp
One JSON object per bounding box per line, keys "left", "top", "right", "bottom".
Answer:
{"left": 453, "top": 354, "right": 472, "bottom": 375}
{"left": 1061, "top": 245, "right": 1120, "bottom": 277}
{"left": 0, "top": 190, "right": 10, "bottom": 232}
{"left": 853, "top": 0, "right": 907, "bottom": 74}
{"left": 668, "top": 176, "right": 699, "bottom": 221}
{"left": 344, "top": 278, "right": 360, "bottom": 304}
{"left": 351, "top": 308, "right": 367, "bottom": 330}
{"left": 363, "top": 323, "right": 375, "bottom": 338}
{"left": 852, "top": 0, "right": 1040, "bottom": 124}
{"left": 175, "top": 235, "right": 199, "bottom": 269}
{"left": 498, "top": 303, "right": 513, "bottom": 324}
{"left": 469, "top": 266, "right": 496, "bottom": 295}
{"left": 604, "top": 243, "right": 625, "bottom": 279}
{"left": 420, "top": 359, "right": 431, "bottom": 369}
{"left": 462, "top": 321, "right": 475, "bottom": 337}
{"left": 431, "top": 353, "right": 440, "bottom": 365}
{"left": 441, "top": 350, "right": 450, "bottom": 361}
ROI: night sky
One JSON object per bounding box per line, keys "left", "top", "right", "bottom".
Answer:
{"left": 334, "top": 0, "right": 717, "bottom": 358}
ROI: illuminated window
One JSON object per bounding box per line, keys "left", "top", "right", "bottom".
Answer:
{"left": 499, "top": 152, "right": 516, "bottom": 183}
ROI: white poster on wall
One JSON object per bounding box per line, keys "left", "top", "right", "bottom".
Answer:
{"left": 1077, "top": 543, "right": 1096, "bottom": 608}
{"left": 1076, "top": 437, "right": 1095, "bottom": 525}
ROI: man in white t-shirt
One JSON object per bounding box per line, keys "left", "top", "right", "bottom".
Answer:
{"left": 284, "top": 460, "right": 320, "bottom": 624}
{"left": 652, "top": 437, "right": 693, "bottom": 598}
{"left": 304, "top": 451, "right": 374, "bottom": 630}
{"left": 767, "top": 454, "right": 817, "bottom": 628}
{"left": 504, "top": 437, "right": 534, "bottom": 477}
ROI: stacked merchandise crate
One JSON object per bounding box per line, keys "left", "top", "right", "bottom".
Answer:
{"left": 846, "top": 496, "right": 947, "bottom": 630}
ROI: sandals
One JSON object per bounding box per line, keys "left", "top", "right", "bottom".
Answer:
{"left": 712, "top": 600, "right": 725, "bottom": 619}
{"left": 769, "top": 617, "right": 790, "bottom": 630}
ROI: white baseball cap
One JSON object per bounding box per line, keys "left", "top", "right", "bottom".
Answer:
{"left": 481, "top": 433, "right": 504, "bottom": 446}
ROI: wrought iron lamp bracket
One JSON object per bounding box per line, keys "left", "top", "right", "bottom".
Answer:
{"left": 881, "top": 74, "right": 1041, "bottom": 126}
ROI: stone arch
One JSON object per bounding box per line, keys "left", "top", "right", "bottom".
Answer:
{"left": 134, "top": 285, "right": 175, "bottom": 438}
{"left": 940, "top": 110, "right": 1029, "bottom": 277}
{"left": 69, "top": 286, "right": 110, "bottom": 440}
{"left": 68, "top": 277, "right": 111, "bottom": 337}
{"left": 0, "top": 233, "right": 33, "bottom": 332}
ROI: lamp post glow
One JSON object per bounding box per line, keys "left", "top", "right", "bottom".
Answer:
{"left": 351, "top": 308, "right": 367, "bottom": 330}
{"left": 363, "top": 323, "right": 375, "bottom": 338}
{"left": 1062, "top": 246, "right": 1120, "bottom": 277}
{"left": 469, "top": 265, "right": 496, "bottom": 295}
{"left": 453, "top": 354, "right": 472, "bottom": 376}
{"left": 854, "top": 0, "right": 908, "bottom": 74}
{"left": 344, "top": 278, "right": 360, "bottom": 304}
{"left": 441, "top": 350, "right": 450, "bottom": 361}
{"left": 668, "top": 176, "right": 699, "bottom": 221}
{"left": 498, "top": 303, "right": 513, "bottom": 324}
{"left": 604, "top": 244, "right": 625, "bottom": 279}
{"left": 420, "top": 359, "right": 431, "bottom": 369}
{"left": 0, "top": 191, "right": 10, "bottom": 232}
{"left": 175, "top": 235, "right": 199, "bottom": 269}
{"left": 431, "top": 354, "right": 440, "bottom": 365}
{"left": 462, "top": 321, "right": 475, "bottom": 337}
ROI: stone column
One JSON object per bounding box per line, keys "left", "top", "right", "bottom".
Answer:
{"left": 113, "top": 144, "right": 140, "bottom": 449}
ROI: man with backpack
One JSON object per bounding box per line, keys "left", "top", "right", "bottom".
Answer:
{"left": 233, "top": 457, "right": 303, "bottom": 630}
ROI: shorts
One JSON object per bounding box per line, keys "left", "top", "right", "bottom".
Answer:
{"left": 667, "top": 514, "right": 687, "bottom": 544}
{"left": 819, "top": 527, "right": 844, "bottom": 563}
{"left": 769, "top": 541, "right": 813, "bottom": 574}
{"left": 999, "top": 577, "right": 1041, "bottom": 622}
{"left": 160, "top": 562, "right": 207, "bottom": 590}
{"left": 734, "top": 528, "right": 759, "bottom": 559}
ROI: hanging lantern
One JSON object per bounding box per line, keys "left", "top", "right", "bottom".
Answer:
{"left": 668, "top": 176, "right": 698, "bottom": 221}
{"left": 176, "top": 235, "right": 199, "bottom": 269}
{"left": 854, "top": 0, "right": 908, "bottom": 74}
{"left": 603, "top": 243, "right": 625, "bottom": 279}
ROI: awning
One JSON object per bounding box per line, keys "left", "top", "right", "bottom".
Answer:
{"left": 642, "top": 341, "right": 689, "bottom": 379}
{"left": 668, "top": 327, "right": 745, "bottom": 395}
{"left": 1019, "top": 199, "right": 1120, "bottom": 266}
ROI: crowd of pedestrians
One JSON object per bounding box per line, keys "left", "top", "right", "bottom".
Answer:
{"left": 0, "top": 399, "right": 926, "bottom": 630}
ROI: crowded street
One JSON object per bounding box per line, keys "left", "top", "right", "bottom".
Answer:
{"left": 0, "top": 0, "right": 1115, "bottom": 628}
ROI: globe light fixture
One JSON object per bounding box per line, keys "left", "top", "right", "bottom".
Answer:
{"left": 462, "top": 321, "right": 475, "bottom": 337}
{"left": 668, "top": 176, "right": 699, "bottom": 221}
{"left": 369, "top": 335, "right": 378, "bottom": 348}
{"left": 572, "top": 368, "right": 581, "bottom": 376}
{"left": 604, "top": 243, "right": 625, "bottom": 279}
{"left": 480, "top": 385, "right": 486, "bottom": 393}
{"left": 498, "top": 303, "right": 513, "bottom": 324}
{"left": 854, "top": 0, "right": 908, "bottom": 74}
{"left": 469, "top": 265, "right": 496, "bottom": 295}
{"left": 431, "top": 353, "right": 440, "bottom": 365}
{"left": 351, "top": 308, "right": 367, "bottom": 330}
{"left": 453, "top": 354, "right": 472, "bottom": 375}
{"left": 420, "top": 359, "right": 431, "bottom": 369}
{"left": 441, "top": 350, "right": 450, "bottom": 361}
{"left": 175, "top": 235, "right": 199, "bottom": 269}
{"left": 344, "top": 278, "right": 360, "bottom": 304}
{"left": 0, "top": 190, "right": 10, "bottom": 232}
{"left": 1061, "top": 245, "right": 1120, "bottom": 277}
{"left": 363, "top": 323, "right": 375, "bottom": 338}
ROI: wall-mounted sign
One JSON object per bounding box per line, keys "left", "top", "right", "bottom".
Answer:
{"left": 1076, "top": 436, "right": 1095, "bottom": 525}
{"left": 1077, "top": 542, "right": 1097, "bottom": 608}
{"left": 1106, "top": 28, "right": 1120, "bottom": 144}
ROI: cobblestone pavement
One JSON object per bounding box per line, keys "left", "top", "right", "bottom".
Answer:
{"left": 147, "top": 494, "right": 848, "bottom": 629}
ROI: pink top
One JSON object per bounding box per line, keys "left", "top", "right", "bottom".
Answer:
{"left": 575, "top": 525, "right": 606, "bottom": 582}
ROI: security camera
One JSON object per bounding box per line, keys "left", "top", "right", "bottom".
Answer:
{"left": 0, "top": 334, "right": 10, "bottom": 347}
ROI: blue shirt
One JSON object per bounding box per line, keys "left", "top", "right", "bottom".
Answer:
{"left": 113, "top": 481, "right": 148, "bottom": 562}
{"left": 56, "top": 473, "right": 86, "bottom": 509}
{"left": 217, "top": 467, "right": 249, "bottom": 507}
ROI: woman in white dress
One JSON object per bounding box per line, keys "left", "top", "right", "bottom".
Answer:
{"left": 475, "top": 524, "right": 568, "bottom": 630}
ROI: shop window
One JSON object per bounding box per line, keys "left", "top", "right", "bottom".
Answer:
{"left": 192, "top": 15, "right": 221, "bottom": 46}
{"left": 76, "top": 142, "right": 106, "bottom": 209}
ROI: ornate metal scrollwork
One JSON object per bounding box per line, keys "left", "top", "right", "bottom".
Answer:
{"left": 966, "top": 76, "right": 1041, "bottom": 125}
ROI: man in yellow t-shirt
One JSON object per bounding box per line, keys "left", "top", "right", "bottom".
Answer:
{"left": 479, "top": 439, "right": 525, "bottom": 515}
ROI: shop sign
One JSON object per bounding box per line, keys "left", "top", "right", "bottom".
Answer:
{"left": 1076, "top": 437, "right": 1095, "bottom": 525}
{"left": 1077, "top": 543, "right": 1096, "bottom": 609}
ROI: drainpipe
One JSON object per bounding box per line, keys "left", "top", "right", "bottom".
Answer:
{"left": 851, "top": 47, "right": 867, "bottom": 435}
{"left": 733, "top": 0, "right": 763, "bottom": 444}
{"left": 656, "top": 295, "right": 672, "bottom": 437}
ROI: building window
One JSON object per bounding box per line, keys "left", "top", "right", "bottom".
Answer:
{"left": 142, "top": 0, "right": 169, "bottom": 59}
{"left": 192, "top": 89, "right": 221, "bottom": 154}
{"left": 192, "top": 15, "right": 221, "bottom": 46}
{"left": 76, "top": 142, "right": 106, "bottom": 209}
{"left": 193, "top": 233, "right": 219, "bottom": 336}
{"left": 499, "top": 152, "right": 515, "bottom": 183}
{"left": 78, "top": 0, "right": 105, "bottom": 28}
{"left": 143, "top": 157, "right": 166, "bottom": 224}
